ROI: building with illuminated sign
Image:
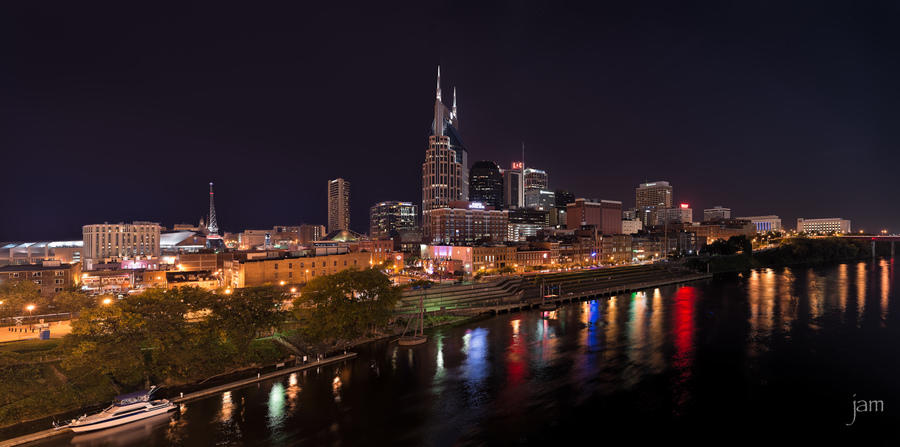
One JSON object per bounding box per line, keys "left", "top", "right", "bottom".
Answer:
{"left": 369, "top": 201, "right": 418, "bottom": 239}
{"left": 502, "top": 163, "right": 524, "bottom": 209}
{"left": 469, "top": 161, "right": 504, "bottom": 210}
{"left": 425, "top": 201, "right": 507, "bottom": 245}
{"left": 657, "top": 204, "right": 693, "bottom": 225}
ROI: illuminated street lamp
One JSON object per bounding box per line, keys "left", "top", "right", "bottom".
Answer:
{"left": 290, "top": 287, "right": 297, "bottom": 294}
{"left": 26, "top": 304, "right": 35, "bottom": 317}
{"left": 102, "top": 297, "right": 113, "bottom": 305}
{"left": 279, "top": 280, "right": 286, "bottom": 286}
{"left": 224, "top": 288, "right": 232, "bottom": 295}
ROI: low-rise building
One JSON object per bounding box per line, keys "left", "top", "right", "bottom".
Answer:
{"left": 600, "top": 234, "right": 632, "bottom": 265}
{"left": 685, "top": 219, "right": 756, "bottom": 244}
{"left": 233, "top": 251, "right": 371, "bottom": 288}
{"left": 422, "top": 245, "right": 518, "bottom": 274}
{"left": 796, "top": 217, "right": 851, "bottom": 234}
{"left": 0, "top": 241, "right": 83, "bottom": 266}
{"left": 515, "top": 248, "right": 556, "bottom": 270}
{"left": 0, "top": 261, "right": 80, "bottom": 295}
{"left": 166, "top": 270, "right": 220, "bottom": 290}
{"left": 735, "top": 215, "right": 782, "bottom": 233}
{"left": 703, "top": 206, "right": 731, "bottom": 221}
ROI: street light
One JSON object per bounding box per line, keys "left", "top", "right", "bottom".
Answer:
{"left": 26, "top": 304, "right": 35, "bottom": 317}
{"left": 102, "top": 297, "right": 113, "bottom": 305}
{"left": 279, "top": 280, "right": 286, "bottom": 286}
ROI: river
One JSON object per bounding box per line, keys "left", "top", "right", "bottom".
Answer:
{"left": 27, "top": 260, "right": 900, "bottom": 445}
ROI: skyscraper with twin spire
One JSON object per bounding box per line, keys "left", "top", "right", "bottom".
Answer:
{"left": 422, "top": 66, "right": 469, "bottom": 239}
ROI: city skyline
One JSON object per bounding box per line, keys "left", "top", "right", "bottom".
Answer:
{"left": 4, "top": 2, "right": 899, "bottom": 240}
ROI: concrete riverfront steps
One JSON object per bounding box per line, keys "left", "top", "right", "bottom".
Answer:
{"left": 396, "top": 264, "right": 711, "bottom": 317}
{"left": 0, "top": 353, "right": 358, "bottom": 447}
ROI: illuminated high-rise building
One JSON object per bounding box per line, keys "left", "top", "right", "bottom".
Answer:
{"left": 469, "top": 161, "right": 504, "bottom": 210}
{"left": 422, "top": 66, "right": 468, "bottom": 239}
{"left": 524, "top": 168, "right": 549, "bottom": 192}
{"left": 502, "top": 162, "right": 524, "bottom": 209}
{"left": 369, "top": 201, "right": 418, "bottom": 239}
{"left": 635, "top": 181, "right": 673, "bottom": 227}
{"left": 328, "top": 178, "right": 351, "bottom": 233}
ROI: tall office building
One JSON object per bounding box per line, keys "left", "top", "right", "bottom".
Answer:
{"left": 469, "top": 161, "right": 504, "bottom": 210}
{"left": 524, "top": 168, "right": 549, "bottom": 192}
{"left": 369, "top": 201, "right": 418, "bottom": 239}
{"left": 636, "top": 181, "right": 673, "bottom": 227}
{"left": 83, "top": 221, "right": 161, "bottom": 266}
{"left": 328, "top": 178, "right": 351, "bottom": 233}
{"left": 502, "top": 162, "right": 524, "bottom": 209}
{"left": 422, "top": 66, "right": 469, "bottom": 239}
{"left": 636, "top": 181, "right": 673, "bottom": 209}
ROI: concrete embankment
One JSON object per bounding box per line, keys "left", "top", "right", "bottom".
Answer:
{"left": 0, "top": 353, "right": 357, "bottom": 447}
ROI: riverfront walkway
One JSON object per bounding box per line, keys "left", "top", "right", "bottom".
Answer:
{"left": 396, "top": 264, "right": 712, "bottom": 317}
{"left": 0, "top": 352, "right": 358, "bottom": 447}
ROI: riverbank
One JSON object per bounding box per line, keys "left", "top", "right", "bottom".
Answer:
{"left": 0, "top": 313, "right": 479, "bottom": 441}
{"left": 691, "top": 237, "right": 893, "bottom": 273}
{"left": 0, "top": 352, "right": 358, "bottom": 447}
{"left": 0, "top": 267, "right": 707, "bottom": 441}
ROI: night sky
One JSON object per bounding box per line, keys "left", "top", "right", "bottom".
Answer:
{"left": 3, "top": 1, "right": 899, "bottom": 240}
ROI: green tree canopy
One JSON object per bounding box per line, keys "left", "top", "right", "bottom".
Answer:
{"left": 0, "top": 280, "right": 44, "bottom": 318}
{"left": 293, "top": 269, "right": 400, "bottom": 345}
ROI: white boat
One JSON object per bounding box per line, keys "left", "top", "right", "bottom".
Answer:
{"left": 65, "top": 386, "right": 176, "bottom": 433}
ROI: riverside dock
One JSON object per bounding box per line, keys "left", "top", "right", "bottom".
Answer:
{"left": 0, "top": 352, "right": 357, "bottom": 447}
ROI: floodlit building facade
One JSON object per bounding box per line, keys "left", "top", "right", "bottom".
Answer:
{"left": 425, "top": 201, "right": 507, "bottom": 245}
{"left": 736, "top": 215, "right": 782, "bottom": 232}
{"left": 422, "top": 66, "right": 468, "bottom": 241}
{"left": 82, "top": 221, "right": 161, "bottom": 266}
{"left": 327, "top": 178, "right": 351, "bottom": 233}
{"left": 796, "top": 218, "right": 851, "bottom": 234}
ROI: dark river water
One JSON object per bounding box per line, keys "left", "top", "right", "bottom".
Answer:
{"left": 28, "top": 260, "right": 900, "bottom": 446}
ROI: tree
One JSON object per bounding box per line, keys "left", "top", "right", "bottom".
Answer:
{"left": 293, "top": 269, "right": 400, "bottom": 345}
{"left": 0, "top": 280, "right": 44, "bottom": 318}
{"left": 52, "top": 289, "right": 100, "bottom": 313}
{"left": 205, "top": 286, "right": 288, "bottom": 359}
{"left": 64, "top": 303, "right": 148, "bottom": 386}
